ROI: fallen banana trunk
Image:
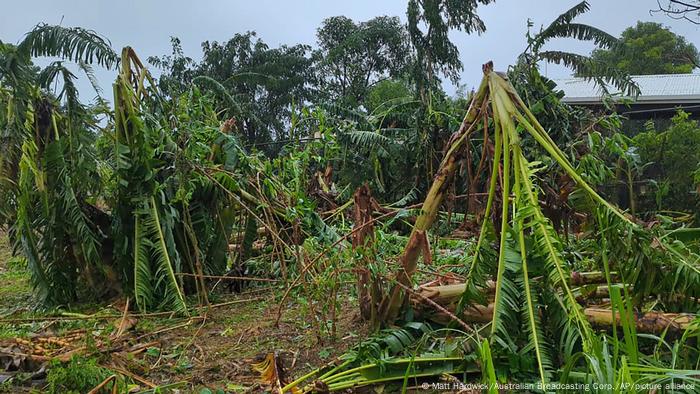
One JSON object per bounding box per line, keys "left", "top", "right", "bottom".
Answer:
{"left": 413, "top": 296, "right": 695, "bottom": 334}
{"left": 569, "top": 271, "right": 619, "bottom": 285}
{"left": 583, "top": 308, "right": 695, "bottom": 333}
{"left": 416, "top": 282, "right": 699, "bottom": 306}
{"left": 573, "top": 284, "right": 629, "bottom": 302}
{"left": 413, "top": 273, "right": 624, "bottom": 304}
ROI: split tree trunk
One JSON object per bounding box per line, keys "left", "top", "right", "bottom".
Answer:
{"left": 378, "top": 63, "right": 493, "bottom": 324}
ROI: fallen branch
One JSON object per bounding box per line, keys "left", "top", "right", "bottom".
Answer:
{"left": 0, "top": 297, "right": 264, "bottom": 324}
{"left": 395, "top": 282, "right": 476, "bottom": 334}
{"left": 414, "top": 298, "right": 696, "bottom": 334}
{"left": 176, "top": 272, "right": 280, "bottom": 282}
{"left": 105, "top": 365, "right": 157, "bottom": 389}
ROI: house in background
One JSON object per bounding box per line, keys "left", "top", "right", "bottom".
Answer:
{"left": 553, "top": 74, "right": 700, "bottom": 133}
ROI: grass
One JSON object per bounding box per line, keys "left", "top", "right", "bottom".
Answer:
{"left": 45, "top": 357, "right": 124, "bottom": 394}
{"left": 0, "top": 232, "right": 32, "bottom": 314}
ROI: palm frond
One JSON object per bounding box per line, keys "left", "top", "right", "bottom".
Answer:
{"left": 18, "top": 24, "right": 118, "bottom": 69}
{"left": 145, "top": 196, "right": 188, "bottom": 314}
{"left": 77, "top": 60, "right": 106, "bottom": 100}
{"left": 547, "top": 23, "right": 618, "bottom": 49}
{"left": 516, "top": 156, "right": 594, "bottom": 349}
{"left": 38, "top": 61, "right": 82, "bottom": 107}
{"left": 548, "top": 1, "right": 590, "bottom": 26}
{"left": 537, "top": 51, "right": 639, "bottom": 97}
{"left": 45, "top": 140, "right": 101, "bottom": 266}
{"left": 513, "top": 150, "right": 553, "bottom": 386}
{"left": 531, "top": 1, "right": 590, "bottom": 51}
{"left": 489, "top": 232, "right": 523, "bottom": 352}
{"left": 387, "top": 187, "right": 420, "bottom": 208}
{"left": 345, "top": 130, "right": 395, "bottom": 150}
{"left": 133, "top": 211, "right": 153, "bottom": 312}
{"left": 16, "top": 140, "right": 49, "bottom": 301}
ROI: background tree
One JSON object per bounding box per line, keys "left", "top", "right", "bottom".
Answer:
{"left": 315, "top": 16, "right": 409, "bottom": 107}
{"left": 406, "top": 0, "right": 493, "bottom": 101}
{"left": 147, "top": 37, "right": 195, "bottom": 96}
{"left": 395, "top": 0, "right": 495, "bottom": 197}
{"left": 633, "top": 111, "right": 700, "bottom": 215}
{"left": 590, "top": 21, "right": 699, "bottom": 74}
{"left": 150, "top": 32, "right": 315, "bottom": 151}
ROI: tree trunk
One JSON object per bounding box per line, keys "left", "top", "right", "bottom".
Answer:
{"left": 416, "top": 299, "right": 694, "bottom": 334}
{"left": 352, "top": 184, "right": 376, "bottom": 322}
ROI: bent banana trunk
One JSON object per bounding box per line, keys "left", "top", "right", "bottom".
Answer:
{"left": 378, "top": 62, "right": 493, "bottom": 324}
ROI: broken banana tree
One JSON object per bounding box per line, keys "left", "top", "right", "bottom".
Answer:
{"left": 378, "top": 62, "right": 492, "bottom": 323}
{"left": 379, "top": 61, "right": 700, "bottom": 389}
{"left": 410, "top": 285, "right": 696, "bottom": 334}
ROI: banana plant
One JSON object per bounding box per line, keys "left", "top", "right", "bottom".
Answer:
{"left": 380, "top": 62, "right": 700, "bottom": 389}
{"left": 1, "top": 25, "right": 118, "bottom": 304}
{"left": 464, "top": 68, "right": 700, "bottom": 386}
{"left": 111, "top": 47, "right": 188, "bottom": 313}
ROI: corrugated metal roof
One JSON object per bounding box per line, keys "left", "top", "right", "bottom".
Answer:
{"left": 553, "top": 74, "right": 700, "bottom": 104}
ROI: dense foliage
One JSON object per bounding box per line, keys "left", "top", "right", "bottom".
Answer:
{"left": 633, "top": 111, "right": 700, "bottom": 216}
{"left": 590, "top": 21, "right": 699, "bottom": 75}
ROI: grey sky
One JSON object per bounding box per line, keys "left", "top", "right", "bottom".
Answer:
{"left": 2, "top": 0, "right": 700, "bottom": 98}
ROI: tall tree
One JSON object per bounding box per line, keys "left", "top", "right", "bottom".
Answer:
{"left": 399, "top": 0, "right": 494, "bottom": 192}
{"left": 315, "top": 16, "right": 409, "bottom": 107}
{"left": 406, "top": 0, "right": 493, "bottom": 100}
{"left": 590, "top": 21, "right": 699, "bottom": 75}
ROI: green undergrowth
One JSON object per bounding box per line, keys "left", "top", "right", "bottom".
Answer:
{"left": 45, "top": 357, "right": 126, "bottom": 394}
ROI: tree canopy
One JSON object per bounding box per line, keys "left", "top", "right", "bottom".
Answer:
{"left": 590, "top": 21, "right": 699, "bottom": 75}
{"left": 315, "top": 16, "right": 408, "bottom": 107}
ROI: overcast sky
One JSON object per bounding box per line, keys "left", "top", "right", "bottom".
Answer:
{"left": 2, "top": 0, "right": 700, "bottom": 98}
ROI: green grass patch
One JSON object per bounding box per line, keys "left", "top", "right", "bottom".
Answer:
{"left": 46, "top": 357, "right": 125, "bottom": 394}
